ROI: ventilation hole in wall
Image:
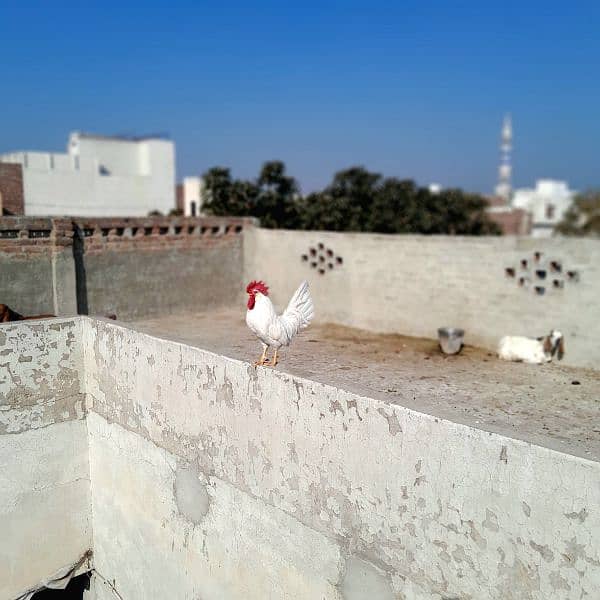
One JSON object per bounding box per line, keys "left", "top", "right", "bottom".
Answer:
{"left": 534, "top": 251, "right": 542, "bottom": 262}
{"left": 534, "top": 286, "right": 545, "bottom": 295}
{"left": 174, "top": 226, "right": 182, "bottom": 235}
{"left": 201, "top": 226, "right": 209, "bottom": 235}
{"left": 326, "top": 248, "right": 333, "bottom": 257}
{"left": 187, "top": 226, "right": 195, "bottom": 234}
{"left": 224, "top": 225, "right": 232, "bottom": 234}
{"left": 520, "top": 259, "right": 528, "bottom": 269}
{"left": 310, "top": 261, "right": 317, "bottom": 268}
{"left": 83, "top": 228, "right": 94, "bottom": 237}
{"left": 328, "top": 263, "right": 334, "bottom": 269}
{"left": 211, "top": 226, "right": 221, "bottom": 235}
{"left": 159, "top": 227, "right": 169, "bottom": 235}
{"left": 28, "top": 230, "right": 51, "bottom": 238}
{"left": 535, "top": 269, "right": 546, "bottom": 279}
{"left": 567, "top": 270, "right": 580, "bottom": 282}
{"left": 0, "top": 230, "right": 19, "bottom": 239}
{"left": 101, "top": 228, "right": 110, "bottom": 237}
{"left": 553, "top": 279, "right": 564, "bottom": 289}
{"left": 309, "top": 247, "right": 317, "bottom": 256}
{"left": 518, "top": 277, "right": 527, "bottom": 287}
{"left": 318, "top": 268, "right": 325, "bottom": 275}
{"left": 144, "top": 227, "right": 153, "bottom": 236}
{"left": 336, "top": 256, "right": 343, "bottom": 265}
{"left": 301, "top": 254, "right": 308, "bottom": 262}
{"left": 319, "top": 255, "right": 325, "bottom": 262}
{"left": 505, "top": 267, "right": 515, "bottom": 277}
{"left": 116, "top": 227, "right": 125, "bottom": 236}
{"left": 318, "top": 242, "right": 324, "bottom": 250}
{"left": 130, "top": 227, "right": 138, "bottom": 236}
{"left": 234, "top": 225, "right": 243, "bottom": 234}
{"left": 550, "top": 261, "right": 562, "bottom": 272}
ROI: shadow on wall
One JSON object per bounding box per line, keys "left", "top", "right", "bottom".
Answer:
{"left": 31, "top": 573, "right": 91, "bottom": 599}
{"left": 72, "top": 226, "right": 88, "bottom": 315}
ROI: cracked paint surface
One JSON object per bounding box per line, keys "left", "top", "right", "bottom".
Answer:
{"left": 0, "top": 318, "right": 91, "bottom": 600}
{"left": 0, "top": 320, "right": 86, "bottom": 434}
{"left": 3, "top": 317, "right": 600, "bottom": 599}
{"left": 85, "top": 319, "right": 600, "bottom": 599}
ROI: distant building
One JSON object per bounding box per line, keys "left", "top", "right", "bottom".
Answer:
{"left": 512, "top": 180, "right": 575, "bottom": 238}
{"left": 0, "top": 132, "right": 175, "bottom": 216}
{"left": 485, "top": 196, "right": 532, "bottom": 235}
{"left": 495, "top": 114, "right": 513, "bottom": 202}
{"left": 181, "top": 176, "right": 206, "bottom": 217}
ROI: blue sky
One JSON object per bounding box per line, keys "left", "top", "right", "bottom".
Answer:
{"left": 1, "top": 1, "right": 599, "bottom": 194}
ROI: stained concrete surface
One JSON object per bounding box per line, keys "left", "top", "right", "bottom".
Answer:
{"left": 130, "top": 308, "right": 600, "bottom": 462}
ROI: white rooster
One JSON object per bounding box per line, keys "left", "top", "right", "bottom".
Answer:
{"left": 245, "top": 279, "right": 314, "bottom": 366}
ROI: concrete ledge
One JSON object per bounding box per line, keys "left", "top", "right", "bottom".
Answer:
{"left": 86, "top": 318, "right": 600, "bottom": 599}
{"left": 2, "top": 317, "right": 600, "bottom": 599}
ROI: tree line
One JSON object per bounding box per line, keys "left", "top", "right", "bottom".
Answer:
{"left": 200, "top": 161, "right": 501, "bottom": 235}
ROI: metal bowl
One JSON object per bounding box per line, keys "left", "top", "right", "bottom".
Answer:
{"left": 438, "top": 327, "right": 465, "bottom": 355}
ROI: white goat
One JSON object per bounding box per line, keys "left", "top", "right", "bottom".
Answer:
{"left": 498, "top": 330, "right": 565, "bottom": 364}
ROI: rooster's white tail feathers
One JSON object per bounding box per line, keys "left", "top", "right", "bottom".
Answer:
{"left": 277, "top": 280, "right": 314, "bottom": 345}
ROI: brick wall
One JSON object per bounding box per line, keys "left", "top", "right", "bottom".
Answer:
{"left": 0, "top": 163, "right": 25, "bottom": 215}
{"left": 0, "top": 216, "right": 254, "bottom": 318}
{"left": 175, "top": 183, "right": 184, "bottom": 213}
{"left": 487, "top": 208, "right": 532, "bottom": 235}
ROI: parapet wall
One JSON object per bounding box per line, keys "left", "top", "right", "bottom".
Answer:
{"left": 0, "top": 216, "right": 252, "bottom": 319}
{"left": 245, "top": 229, "right": 600, "bottom": 369}
{"left": 0, "top": 320, "right": 91, "bottom": 599}
{"left": 2, "top": 318, "right": 599, "bottom": 599}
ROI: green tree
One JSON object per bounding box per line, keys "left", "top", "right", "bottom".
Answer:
{"left": 300, "top": 167, "right": 381, "bottom": 231}
{"left": 202, "top": 167, "right": 258, "bottom": 216}
{"left": 255, "top": 161, "right": 301, "bottom": 229}
{"left": 555, "top": 191, "right": 600, "bottom": 237}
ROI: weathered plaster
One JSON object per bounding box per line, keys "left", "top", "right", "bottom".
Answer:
{"left": 85, "top": 319, "right": 600, "bottom": 599}
{"left": 0, "top": 320, "right": 86, "bottom": 435}
{"left": 3, "top": 317, "right": 600, "bottom": 599}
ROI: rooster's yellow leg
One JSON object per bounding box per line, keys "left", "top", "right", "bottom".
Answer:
{"left": 268, "top": 349, "right": 279, "bottom": 367}
{"left": 254, "top": 344, "right": 268, "bottom": 366}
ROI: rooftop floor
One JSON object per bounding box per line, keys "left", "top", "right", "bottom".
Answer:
{"left": 130, "top": 309, "right": 600, "bottom": 463}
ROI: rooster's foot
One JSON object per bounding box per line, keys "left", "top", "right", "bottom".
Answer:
{"left": 266, "top": 351, "right": 279, "bottom": 367}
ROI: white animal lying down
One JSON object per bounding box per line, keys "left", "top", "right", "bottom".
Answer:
{"left": 498, "top": 330, "right": 565, "bottom": 364}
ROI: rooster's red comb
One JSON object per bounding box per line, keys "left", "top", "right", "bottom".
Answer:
{"left": 246, "top": 280, "right": 269, "bottom": 295}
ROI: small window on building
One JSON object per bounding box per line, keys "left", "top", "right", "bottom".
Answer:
{"left": 190, "top": 201, "right": 197, "bottom": 217}
{"left": 546, "top": 204, "right": 555, "bottom": 219}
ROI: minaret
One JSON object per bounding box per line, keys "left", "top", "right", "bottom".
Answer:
{"left": 495, "top": 114, "right": 512, "bottom": 202}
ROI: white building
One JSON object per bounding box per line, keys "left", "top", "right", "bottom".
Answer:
{"left": 0, "top": 132, "right": 175, "bottom": 216}
{"left": 181, "top": 176, "right": 206, "bottom": 217}
{"left": 512, "top": 179, "right": 575, "bottom": 238}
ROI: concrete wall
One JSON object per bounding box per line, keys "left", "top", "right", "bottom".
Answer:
{"left": 244, "top": 229, "right": 600, "bottom": 369}
{"left": 0, "top": 216, "right": 249, "bottom": 320}
{"left": 84, "top": 320, "right": 600, "bottom": 599}
{"left": 78, "top": 218, "right": 245, "bottom": 320}
{"left": 3, "top": 317, "right": 600, "bottom": 598}
{"left": 0, "top": 218, "right": 77, "bottom": 316}
{"left": 0, "top": 320, "right": 91, "bottom": 599}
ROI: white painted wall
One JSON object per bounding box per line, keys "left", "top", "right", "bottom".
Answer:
{"left": 0, "top": 132, "right": 175, "bottom": 216}
{"left": 513, "top": 180, "right": 575, "bottom": 238}
{"left": 244, "top": 229, "right": 600, "bottom": 369}
{"left": 182, "top": 176, "right": 205, "bottom": 216}
{"left": 0, "top": 321, "right": 91, "bottom": 599}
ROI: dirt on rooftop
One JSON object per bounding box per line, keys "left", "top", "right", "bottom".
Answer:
{"left": 130, "top": 309, "right": 600, "bottom": 463}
